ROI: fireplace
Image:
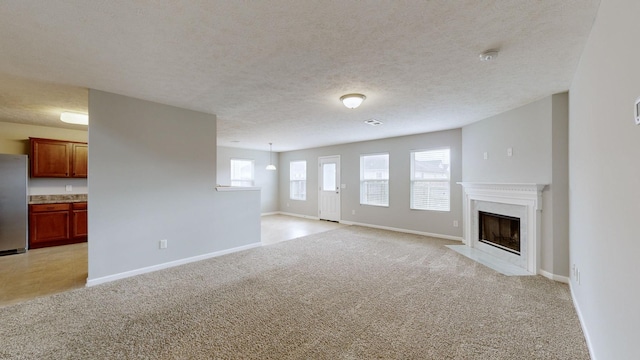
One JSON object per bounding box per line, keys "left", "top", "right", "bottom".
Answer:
{"left": 458, "top": 182, "right": 547, "bottom": 274}
{"left": 478, "top": 211, "right": 521, "bottom": 255}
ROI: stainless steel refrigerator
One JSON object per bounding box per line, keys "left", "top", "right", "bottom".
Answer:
{"left": 0, "top": 153, "right": 28, "bottom": 255}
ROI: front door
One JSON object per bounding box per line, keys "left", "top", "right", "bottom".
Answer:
{"left": 318, "top": 155, "right": 340, "bottom": 221}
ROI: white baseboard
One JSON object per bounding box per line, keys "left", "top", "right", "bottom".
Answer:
{"left": 338, "top": 220, "right": 464, "bottom": 242}
{"left": 86, "top": 242, "right": 262, "bottom": 287}
{"left": 261, "top": 212, "right": 279, "bottom": 216}
{"left": 539, "top": 269, "right": 570, "bottom": 283}
{"left": 570, "top": 282, "right": 597, "bottom": 360}
{"left": 270, "top": 213, "right": 462, "bottom": 242}
{"left": 276, "top": 211, "right": 320, "bottom": 220}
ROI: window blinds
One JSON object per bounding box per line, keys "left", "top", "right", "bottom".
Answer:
{"left": 289, "top": 161, "right": 307, "bottom": 200}
{"left": 230, "top": 159, "right": 254, "bottom": 187}
{"left": 360, "top": 154, "right": 389, "bottom": 206}
{"left": 410, "top": 149, "right": 450, "bottom": 211}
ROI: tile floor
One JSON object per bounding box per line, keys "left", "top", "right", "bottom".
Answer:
{"left": 445, "top": 244, "right": 533, "bottom": 276}
{"left": 261, "top": 214, "right": 345, "bottom": 245}
{"left": 0, "top": 242, "right": 88, "bottom": 308}
{"left": 0, "top": 214, "right": 345, "bottom": 307}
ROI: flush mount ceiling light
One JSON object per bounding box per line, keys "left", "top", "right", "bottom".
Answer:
{"left": 340, "top": 93, "right": 366, "bottom": 109}
{"left": 60, "top": 112, "right": 88, "bottom": 125}
{"left": 266, "top": 142, "right": 276, "bottom": 171}
{"left": 479, "top": 49, "right": 499, "bottom": 62}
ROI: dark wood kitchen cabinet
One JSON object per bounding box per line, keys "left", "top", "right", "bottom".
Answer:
{"left": 71, "top": 202, "right": 88, "bottom": 239}
{"left": 30, "top": 138, "right": 88, "bottom": 178}
{"left": 29, "top": 202, "right": 87, "bottom": 249}
{"left": 71, "top": 143, "right": 88, "bottom": 177}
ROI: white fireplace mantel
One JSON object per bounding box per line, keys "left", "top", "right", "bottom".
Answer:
{"left": 458, "top": 182, "right": 547, "bottom": 206}
{"left": 457, "top": 182, "right": 548, "bottom": 275}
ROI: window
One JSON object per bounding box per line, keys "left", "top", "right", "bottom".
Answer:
{"left": 289, "top": 161, "right": 307, "bottom": 200}
{"left": 360, "top": 153, "right": 389, "bottom": 206}
{"left": 230, "top": 159, "right": 254, "bottom": 187}
{"left": 410, "top": 148, "right": 450, "bottom": 211}
{"left": 322, "top": 163, "right": 336, "bottom": 191}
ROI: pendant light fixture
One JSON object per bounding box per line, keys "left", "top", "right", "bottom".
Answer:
{"left": 340, "top": 93, "right": 366, "bottom": 109}
{"left": 266, "top": 143, "right": 276, "bottom": 171}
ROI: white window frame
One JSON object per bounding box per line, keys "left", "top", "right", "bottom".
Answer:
{"left": 230, "top": 158, "right": 255, "bottom": 187}
{"left": 410, "top": 148, "right": 450, "bottom": 212}
{"left": 360, "top": 153, "right": 389, "bottom": 207}
{"left": 289, "top": 160, "right": 307, "bottom": 200}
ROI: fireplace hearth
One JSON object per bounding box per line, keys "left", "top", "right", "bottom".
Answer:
{"left": 479, "top": 211, "right": 520, "bottom": 255}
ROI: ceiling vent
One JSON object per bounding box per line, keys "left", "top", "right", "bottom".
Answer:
{"left": 479, "top": 49, "right": 499, "bottom": 62}
{"left": 364, "top": 119, "right": 383, "bottom": 126}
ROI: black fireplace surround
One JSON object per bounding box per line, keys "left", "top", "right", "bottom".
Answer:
{"left": 478, "top": 211, "right": 521, "bottom": 255}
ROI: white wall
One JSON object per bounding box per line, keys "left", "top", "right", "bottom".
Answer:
{"left": 569, "top": 0, "right": 640, "bottom": 358}
{"left": 550, "top": 94, "right": 569, "bottom": 276}
{"left": 87, "top": 90, "right": 260, "bottom": 281}
{"left": 0, "top": 121, "right": 88, "bottom": 195}
{"left": 278, "top": 129, "right": 463, "bottom": 239}
{"left": 462, "top": 93, "right": 570, "bottom": 278}
{"left": 217, "top": 146, "right": 278, "bottom": 213}
{"left": 462, "top": 96, "right": 552, "bottom": 183}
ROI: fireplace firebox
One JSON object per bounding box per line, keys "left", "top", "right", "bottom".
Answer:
{"left": 478, "top": 211, "right": 521, "bottom": 255}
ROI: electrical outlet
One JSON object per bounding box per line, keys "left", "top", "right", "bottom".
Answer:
{"left": 159, "top": 239, "right": 168, "bottom": 249}
{"left": 483, "top": 152, "right": 488, "bottom": 160}
{"left": 453, "top": 220, "right": 459, "bottom": 227}
{"left": 507, "top": 147, "right": 513, "bottom": 157}
{"left": 65, "top": 185, "right": 72, "bottom": 192}
{"left": 352, "top": 210, "right": 356, "bottom": 215}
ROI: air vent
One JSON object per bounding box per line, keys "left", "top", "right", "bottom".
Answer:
{"left": 364, "top": 119, "right": 383, "bottom": 126}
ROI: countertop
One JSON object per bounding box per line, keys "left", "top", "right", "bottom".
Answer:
{"left": 29, "top": 194, "right": 87, "bottom": 204}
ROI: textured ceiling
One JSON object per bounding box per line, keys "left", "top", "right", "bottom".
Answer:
{"left": 0, "top": 1, "right": 600, "bottom": 152}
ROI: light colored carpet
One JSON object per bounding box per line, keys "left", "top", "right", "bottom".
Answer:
{"left": 0, "top": 226, "right": 589, "bottom": 359}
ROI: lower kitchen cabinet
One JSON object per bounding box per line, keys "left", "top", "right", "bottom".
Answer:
{"left": 71, "top": 202, "right": 88, "bottom": 238}
{"left": 29, "top": 202, "right": 87, "bottom": 249}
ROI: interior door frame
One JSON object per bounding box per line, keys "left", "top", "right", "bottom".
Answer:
{"left": 318, "top": 155, "right": 341, "bottom": 221}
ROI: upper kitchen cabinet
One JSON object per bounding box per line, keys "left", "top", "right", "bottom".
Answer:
{"left": 29, "top": 138, "right": 88, "bottom": 178}
{"left": 71, "top": 143, "right": 88, "bottom": 177}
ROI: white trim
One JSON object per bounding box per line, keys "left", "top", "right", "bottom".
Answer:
{"left": 261, "top": 212, "right": 279, "bottom": 216}
{"left": 276, "top": 211, "right": 320, "bottom": 220}
{"left": 539, "top": 269, "right": 569, "bottom": 283}
{"left": 457, "top": 182, "right": 547, "bottom": 194}
{"left": 339, "top": 220, "right": 463, "bottom": 242}
{"left": 86, "top": 242, "right": 262, "bottom": 287}
{"left": 215, "top": 186, "right": 260, "bottom": 192}
{"left": 570, "top": 282, "right": 597, "bottom": 360}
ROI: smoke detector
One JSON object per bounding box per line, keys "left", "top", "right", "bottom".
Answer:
{"left": 479, "top": 50, "right": 499, "bottom": 62}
